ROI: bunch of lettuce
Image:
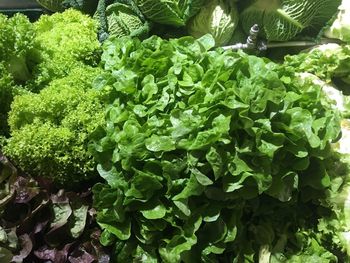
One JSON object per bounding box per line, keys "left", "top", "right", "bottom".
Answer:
{"left": 284, "top": 44, "right": 350, "bottom": 88}
{"left": 29, "top": 9, "right": 101, "bottom": 91}
{"left": 0, "top": 13, "right": 39, "bottom": 138}
{"left": 0, "top": 10, "right": 101, "bottom": 92}
{"left": 3, "top": 67, "right": 108, "bottom": 188}
{"left": 282, "top": 37, "right": 350, "bottom": 259}
{"left": 0, "top": 9, "right": 107, "bottom": 187}
{"left": 283, "top": 43, "right": 350, "bottom": 124}
{"left": 90, "top": 34, "right": 345, "bottom": 261}
{"left": 0, "top": 9, "right": 102, "bottom": 143}
{"left": 0, "top": 153, "right": 112, "bottom": 263}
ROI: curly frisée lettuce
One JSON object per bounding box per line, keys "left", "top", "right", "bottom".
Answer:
{"left": 3, "top": 67, "right": 107, "bottom": 188}
{"left": 0, "top": 13, "right": 40, "bottom": 84}
{"left": 28, "top": 9, "right": 101, "bottom": 91}
{"left": 90, "top": 34, "right": 344, "bottom": 261}
{"left": 239, "top": 0, "right": 341, "bottom": 41}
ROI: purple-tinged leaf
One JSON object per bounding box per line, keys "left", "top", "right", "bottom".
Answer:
{"left": 14, "top": 176, "right": 40, "bottom": 203}
{"left": 33, "top": 220, "right": 50, "bottom": 234}
{"left": 68, "top": 249, "right": 96, "bottom": 263}
{"left": 69, "top": 202, "right": 89, "bottom": 238}
{"left": 11, "top": 234, "right": 32, "bottom": 262}
{"left": 36, "top": 176, "right": 55, "bottom": 192}
{"left": 90, "top": 230, "right": 111, "bottom": 263}
{"left": 18, "top": 195, "right": 50, "bottom": 235}
{"left": 34, "top": 243, "right": 73, "bottom": 263}
{"left": 0, "top": 156, "right": 112, "bottom": 262}
{"left": 48, "top": 190, "right": 72, "bottom": 232}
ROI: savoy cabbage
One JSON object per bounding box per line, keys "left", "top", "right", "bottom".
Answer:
{"left": 135, "top": 0, "right": 205, "bottom": 26}
{"left": 239, "top": 0, "right": 341, "bottom": 41}
{"left": 187, "top": 0, "right": 239, "bottom": 46}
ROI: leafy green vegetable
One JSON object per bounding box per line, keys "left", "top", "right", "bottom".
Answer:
{"left": 94, "top": 0, "right": 150, "bottom": 41}
{"left": 91, "top": 34, "right": 343, "bottom": 261}
{"left": 0, "top": 153, "right": 111, "bottom": 262}
{"left": 0, "top": 65, "right": 16, "bottom": 138}
{"left": 282, "top": 41, "right": 350, "bottom": 258}
{"left": 239, "top": 0, "right": 341, "bottom": 41}
{"left": 325, "top": 0, "right": 350, "bottom": 42}
{"left": 106, "top": 2, "right": 149, "bottom": 38}
{"left": 284, "top": 43, "right": 350, "bottom": 97}
{"left": 188, "top": 0, "right": 239, "bottom": 46}
{"left": 3, "top": 67, "right": 107, "bottom": 188}
{"left": 0, "top": 13, "right": 40, "bottom": 84}
{"left": 135, "top": 0, "right": 205, "bottom": 26}
{"left": 0, "top": 10, "right": 100, "bottom": 93}
{"left": 28, "top": 9, "right": 101, "bottom": 91}
{"left": 0, "top": 8, "right": 101, "bottom": 147}
{"left": 0, "top": 14, "right": 37, "bottom": 138}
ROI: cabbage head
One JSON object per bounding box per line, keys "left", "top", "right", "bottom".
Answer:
{"left": 135, "top": 0, "right": 205, "bottom": 27}
{"left": 106, "top": 2, "right": 150, "bottom": 39}
{"left": 188, "top": 0, "right": 239, "bottom": 46}
{"left": 240, "top": 0, "right": 341, "bottom": 41}
{"left": 325, "top": 0, "right": 350, "bottom": 43}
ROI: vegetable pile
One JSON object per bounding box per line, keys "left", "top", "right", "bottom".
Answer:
{"left": 35, "top": 0, "right": 341, "bottom": 44}
{"left": 89, "top": 34, "right": 346, "bottom": 261}
{"left": 1, "top": 0, "right": 350, "bottom": 262}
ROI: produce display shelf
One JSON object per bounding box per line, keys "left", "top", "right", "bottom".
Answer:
{"left": 0, "top": 0, "right": 46, "bottom": 20}
{"left": 0, "top": 0, "right": 41, "bottom": 9}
